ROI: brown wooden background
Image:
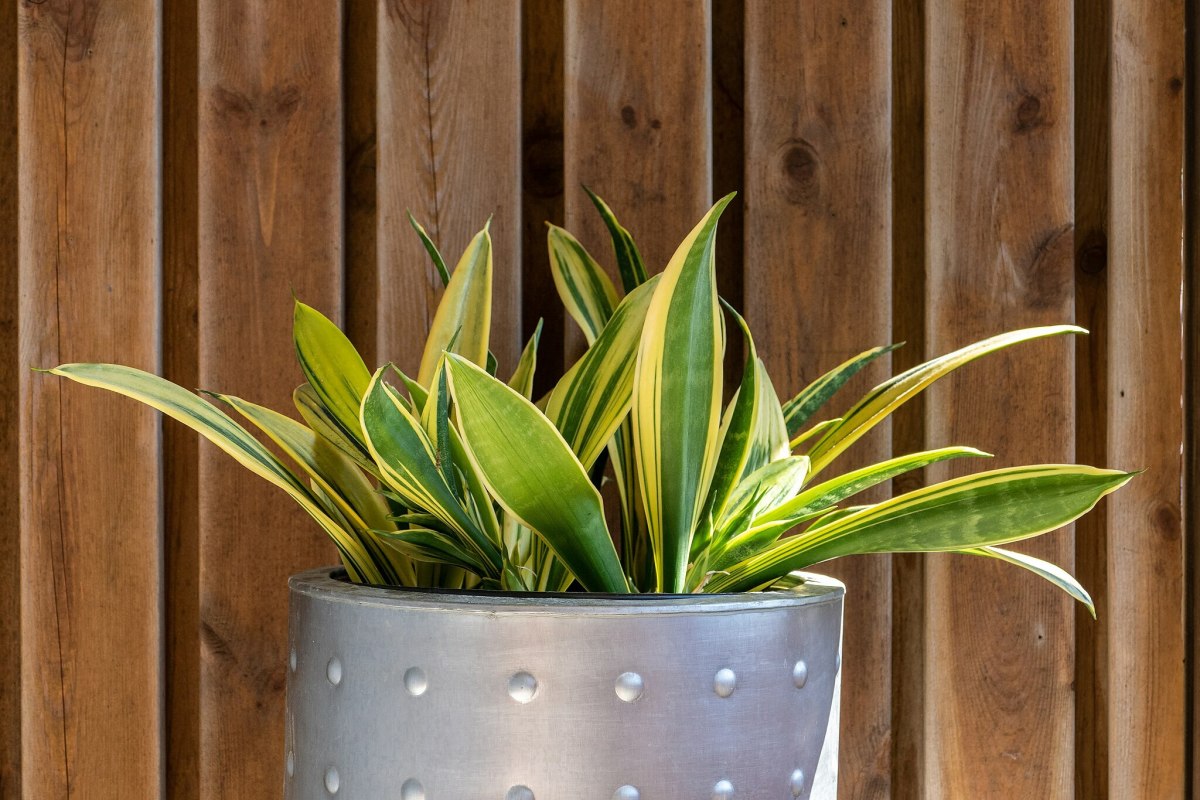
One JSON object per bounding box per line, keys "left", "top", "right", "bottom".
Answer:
{"left": 1, "top": 0, "right": 1195, "bottom": 797}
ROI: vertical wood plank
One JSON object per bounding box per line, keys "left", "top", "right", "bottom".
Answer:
{"left": 17, "top": 1, "right": 164, "bottom": 796}
{"left": 563, "top": 0, "right": 711, "bottom": 308}
{"left": 744, "top": 4, "right": 894, "bottom": 797}
{"left": 890, "top": 0, "right": 925, "bottom": 795}
{"left": 1190, "top": 0, "right": 1200, "bottom": 792}
{"left": 521, "top": 0, "right": 566, "bottom": 392}
{"left": 1107, "top": 0, "right": 1187, "bottom": 795}
{"left": 197, "top": 2, "right": 342, "bottom": 793}
{"left": 376, "top": 0, "right": 522, "bottom": 376}
{"left": 0, "top": 0, "right": 18, "bottom": 793}
{"left": 923, "top": 0, "right": 1076, "bottom": 795}
{"left": 1073, "top": 0, "right": 1110, "bottom": 796}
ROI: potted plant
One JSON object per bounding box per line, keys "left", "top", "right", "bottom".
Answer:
{"left": 47, "top": 192, "right": 1130, "bottom": 799}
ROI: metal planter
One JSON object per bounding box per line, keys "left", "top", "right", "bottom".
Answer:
{"left": 285, "top": 567, "right": 844, "bottom": 799}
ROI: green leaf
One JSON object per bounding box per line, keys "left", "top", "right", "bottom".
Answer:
{"left": 707, "top": 465, "right": 1135, "bottom": 592}
{"left": 783, "top": 343, "right": 900, "bottom": 437}
{"left": 444, "top": 354, "right": 628, "bottom": 593}
{"left": 293, "top": 383, "right": 375, "bottom": 472}
{"left": 806, "top": 326, "right": 1086, "bottom": 477}
{"left": 958, "top": 545, "right": 1096, "bottom": 617}
{"left": 791, "top": 417, "right": 842, "bottom": 450}
{"left": 408, "top": 212, "right": 451, "bottom": 287}
{"left": 47, "top": 363, "right": 382, "bottom": 584}
{"left": 418, "top": 227, "right": 493, "bottom": 386}
{"left": 547, "top": 224, "right": 620, "bottom": 344}
{"left": 375, "top": 527, "right": 490, "bottom": 575}
{"left": 633, "top": 194, "right": 734, "bottom": 592}
{"left": 360, "top": 368, "right": 500, "bottom": 575}
{"left": 755, "top": 446, "right": 991, "bottom": 528}
{"left": 216, "top": 393, "right": 416, "bottom": 586}
{"left": 584, "top": 186, "right": 648, "bottom": 292}
{"left": 703, "top": 305, "right": 790, "bottom": 530}
{"left": 545, "top": 276, "right": 659, "bottom": 470}
{"left": 293, "top": 300, "right": 372, "bottom": 441}
{"left": 508, "top": 319, "right": 543, "bottom": 399}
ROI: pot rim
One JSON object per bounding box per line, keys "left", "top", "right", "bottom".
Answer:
{"left": 289, "top": 566, "right": 844, "bottom": 617}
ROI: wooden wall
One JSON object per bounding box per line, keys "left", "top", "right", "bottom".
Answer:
{"left": 1, "top": 1, "right": 1194, "bottom": 797}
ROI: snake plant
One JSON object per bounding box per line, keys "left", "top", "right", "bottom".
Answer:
{"left": 47, "top": 192, "right": 1131, "bottom": 606}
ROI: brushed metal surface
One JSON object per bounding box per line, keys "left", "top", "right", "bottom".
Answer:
{"left": 285, "top": 567, "right": 844, "bottom": 799}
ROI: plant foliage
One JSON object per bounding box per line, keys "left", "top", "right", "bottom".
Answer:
{"left": 47, "top": 193, "right": 1132, "bottom": 605}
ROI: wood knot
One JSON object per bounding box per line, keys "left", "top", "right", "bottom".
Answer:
{"left": 620, "top": 104, "right": 637, "bottom": 129}
{"left": 1014, "top": 93, "right": 1046, "bottom": 133}
{"left": 1168, "top": 76, "right": 1184, "bottom": 94}
{"left": 780, "top": 141, "right": 820, "bottom": 207}
{"left": 1152, "top": 500, "right": 1181, "bottom": 542}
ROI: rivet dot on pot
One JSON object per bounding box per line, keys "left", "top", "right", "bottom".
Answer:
{"left": 789, "top": 768, "right": 806, "bottom": 797}
{"left": 792, "top": 660, "right": 809, "bottom": 689}
{"left": 505, "top": 785, "right": 535, "bottom": 800}
{"left": 712, "top": 778, "right": 734, "bottom": 799}
{"left": 323, "top": 766, "right": 340, "bottom": 794}
{"left": 613, "top": 785, "right": 640, "bottom": 800}
{"left": 713, "top": 667, "right": 737, "bottom": 698}
{"left": 286, "top": 750, "right": 294, "bottom": 778}
{"left": 403, "top": 666, "right": 428, "bottom": 697}
{"left": 289, "top": 648, "right": 297, "bottom": 672}
{"left": 326, "top": 657, "right": 342, "bottom": 686}
{"left": 399, "top": 778, "right": 425, "bottom": 800}
{"left": 507, "top": 671, "right": 538, "bottom": 703}
{"left": 614, "top": 671, "right": 644, "bottom": 702}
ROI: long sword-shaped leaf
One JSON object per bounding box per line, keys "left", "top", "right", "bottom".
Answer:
{"left": 360, "top": 368, "right": 500, "bottom": 574}
{"left": 545, "top": 276, "right": 659, "bottom": 470}
{"left": 707, "top": 465, "right": 1134, "bottom": 592}
{"left": 548, "top": 224, "right": 620, "bottom": 344}
{"left": 806, "top": 326, "right": 1086, "bottom": 476}
{"left": 47, "top": 363, "right": 381, "bottom": 583}
{"left": 584, "top": 186, "right": 648, "bottom": 292}
{"left": 375, "top": 527, "right": 490, "bottom": 575}
{"left": 407, "top": 212, "right": 451, "bottom": 287}
{"left": 958, "top": 545, "right": 1096, "bottom": 616}
{"left": 217, "top": 393, "right": 416, "bottom": 586}
{"left": 418, "top": 226, "right": 493, "bottom": 386}
{"left": 703, "top": 305, "right": 790, "bottom": 531}
{"left": 293, "top": 300, "right": 373, "bottom": 442}
{"left": 633, "top": 194, "right": 734, "bottom": 592}
{"left": 508, "top": 319, "right": 543, "bottom": 399}
{"left": 783, "top": 343, "right": 901, "bottom": 436}
{"left": 294, "top": 383, "right": 376, "bottom": 472}
{"left": 755, "top": 446, "right": 991, "bottom": 528}
{"left": 445, "top": 354, "right": 628, "bottom": 593}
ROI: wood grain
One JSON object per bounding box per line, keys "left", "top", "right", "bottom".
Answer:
{"left": 163, "top": 0, "right": 200, "bottom": 796}
{"left": 17, "top": 1, "right": 164, "bottom": 796}
{"left": 1106, "top": 0, "right": 1187, "bottom": 795}
{"left": 197, "top": 2, "right": 343, "bottom": 794}
{"left": 923, "top": 0, "right": 1076, "bottom": 795}
{"left": 744, "top": 4, "right": 894, "bottom": 797}
{"left": 563, "top": 0, "right": 711, "bottom": 353}
{"left": 890, "top": 0, "right": 925, "bottom": 795}
{"left": 0, "top": 0, "right": 18, "bottom": 793}
{"left": 1073, "top": 0, "right": 1111, "bottom": 796}
{"left": 376, "top": 0, "right": 522, "bottom": 376}
{"left": 521, "top": 0, "right": 566, "bottom": 393}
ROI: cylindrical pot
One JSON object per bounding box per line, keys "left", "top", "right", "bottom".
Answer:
{"left": 285, "top": 567, "right": 844, "bottom": 799}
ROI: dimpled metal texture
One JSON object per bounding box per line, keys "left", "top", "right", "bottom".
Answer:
{"left": 284, "top": 567, "right": 844, "bottom": 799}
